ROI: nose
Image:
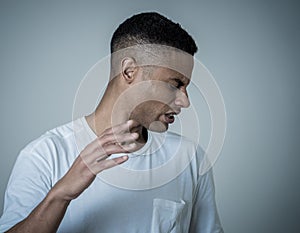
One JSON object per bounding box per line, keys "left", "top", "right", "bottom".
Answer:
{"left": 174, "top": 90, "right": 190, "bottom": 108}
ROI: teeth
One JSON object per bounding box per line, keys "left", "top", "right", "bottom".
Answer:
{"left": 165, "top": 113, "right": 175, "bottom": 119}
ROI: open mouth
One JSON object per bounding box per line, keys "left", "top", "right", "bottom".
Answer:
{"left": 164, "top": 112, "right": 176, "bottom": 124}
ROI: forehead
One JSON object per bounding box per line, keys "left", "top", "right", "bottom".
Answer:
{"left": 150, "top": 66, "right": 191, "bottom": 84}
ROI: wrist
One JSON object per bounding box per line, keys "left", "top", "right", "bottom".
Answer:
{"left": 48, "top": 185, "right": 72, "bottom": 205}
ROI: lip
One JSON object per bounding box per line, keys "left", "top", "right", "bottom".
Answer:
{"left": 164, "top": 114, "right": 175, "bottom": 124}
{"left": 165, "top": 110, "right": 181, "bottom": 115}
{"left": 161, "top": 111, "right": 180, "bottom": 124}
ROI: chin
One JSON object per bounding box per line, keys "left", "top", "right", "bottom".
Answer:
{"left": 148, "top": 121, "right": 168, "bottom": 132}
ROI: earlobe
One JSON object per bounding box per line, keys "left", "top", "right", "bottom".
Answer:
{"left": 121, "top": 57, "right": 136, "bottom": 84}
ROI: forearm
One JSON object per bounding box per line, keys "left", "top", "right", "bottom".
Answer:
{"left": 4, "top": 121, "right": 136, "bottom": 233}
{"left": 6, "top": 189, "right": 70, "bottom": 233}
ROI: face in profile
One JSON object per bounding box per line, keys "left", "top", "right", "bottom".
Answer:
{"left": 129, "top": 66, "right": 191, "bottom": 132}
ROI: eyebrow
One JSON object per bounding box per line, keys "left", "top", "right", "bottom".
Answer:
{"left": 170, "top": 77, "right": 189, "bottom": 86}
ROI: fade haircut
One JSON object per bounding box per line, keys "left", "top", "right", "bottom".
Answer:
{"left": 111, "top": 12, "right": 198, "bottom": 55}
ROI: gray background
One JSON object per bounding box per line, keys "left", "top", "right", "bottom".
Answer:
{"left": 0, "top": 0, "right": 299, "bottom": 232}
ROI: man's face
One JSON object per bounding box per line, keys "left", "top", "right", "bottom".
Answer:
{"left": 130, "top": 66, "right": 191, "bottom": 132}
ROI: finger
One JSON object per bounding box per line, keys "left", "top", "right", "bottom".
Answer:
{"left": 95, "top": 153, "right": 109, "bottom": 162}
{"left": 81, "top": 139, "right": 136, "bottom": 165}
{"left": 94, "top": 155, "right": 129, "bottom": 174}
{"left": 104, "top": 119, "right": 141, "bottom": 136}
{"left": 80, "top": 133, "right": 136, "bottom": 168}
{"left": 91, "top": 142, "right": 135, "bottom": 165}
{"left": 100, "top": 132, "right": 139, "bottom": 146}
{"left": 128, "top": 119, "right": 141, "bottom": 130}
{"left": 85, "top": 132, "right": 137, "bottom": 157}
{"left": 102, "top": 142, "right": 137, "bottom": 155}
{"left": 102, "top": 120, "right": 133, "bottom": 135}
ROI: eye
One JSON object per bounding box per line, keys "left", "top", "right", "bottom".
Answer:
{"left": 168, "top": 82, "right": 179, "bottom": 90}
{"left": 176, "top": 80, "right": 184, "bottom": 88}
{"left": 171, "top": 78, "right": 184, "bottom": 89}
{"left": 169, "top": 79, "right": 184, "bottom": 90}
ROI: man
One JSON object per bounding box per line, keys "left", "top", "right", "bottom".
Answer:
{"left": 0, "top": 12, "right": 223, "bottom": 232}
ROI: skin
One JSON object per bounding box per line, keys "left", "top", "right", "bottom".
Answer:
{"left": 128, "top": 65, "right": 190, "bottom": 132}
{"left": 6, "top": 56, "right": 192, "bottom": 233}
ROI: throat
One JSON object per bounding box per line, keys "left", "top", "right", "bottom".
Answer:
{"left": 141, "top": 127, "right": 148, "bottom": 143}
{"left": 131, "top": 125, "right": 148, "bottom": 145}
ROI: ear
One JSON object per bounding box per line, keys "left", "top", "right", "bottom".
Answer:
{"left": 121, "top": 57, "right": 137, "bottom": 84}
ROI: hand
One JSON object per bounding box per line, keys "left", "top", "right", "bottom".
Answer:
{"left": 51, "top": 120, "right": 139, "bottom": 201}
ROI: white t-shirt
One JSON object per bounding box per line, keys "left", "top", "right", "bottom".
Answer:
{"left": 0, "top": 118, "right": 223, "bottom": 233}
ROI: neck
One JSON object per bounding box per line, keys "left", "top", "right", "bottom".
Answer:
{"left": 85, "top": 77, "right": 147, "bottom": 145}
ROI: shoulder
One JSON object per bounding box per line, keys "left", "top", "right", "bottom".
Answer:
{"left": 11, "top": 119, "right": 83, "bottom": 183}
{"left": 22, "top": 120, "right": 76, "bottom": 153}
{"left": 16, "top": 119, "right": 82, "bottom": 169}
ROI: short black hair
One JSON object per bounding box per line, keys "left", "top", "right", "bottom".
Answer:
{"left": 111, "top": 12, "right": 198, "bottom": 55}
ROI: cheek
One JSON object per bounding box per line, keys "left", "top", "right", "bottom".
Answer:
{"left": 131, "top": 101, "right": 170, "bottom": 120}
{"left": 159, "top": 86, "right": 177, "bottom": 102}
{"left": 142, "top": 103, "right": 168, "bottom": 122}
{"left": 152, "top": 100, "right": 169, "bottom": 109}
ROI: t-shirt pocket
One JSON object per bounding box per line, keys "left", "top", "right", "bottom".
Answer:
{"left": 150, "top": 198, "right": 186, "bottom": 233}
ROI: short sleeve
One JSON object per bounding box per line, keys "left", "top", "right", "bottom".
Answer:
{"left": 188, "top": 168, "right": 224, "bottom": 233}
{"left": 0, "top": 144, "right": 52, "bottom": 232}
